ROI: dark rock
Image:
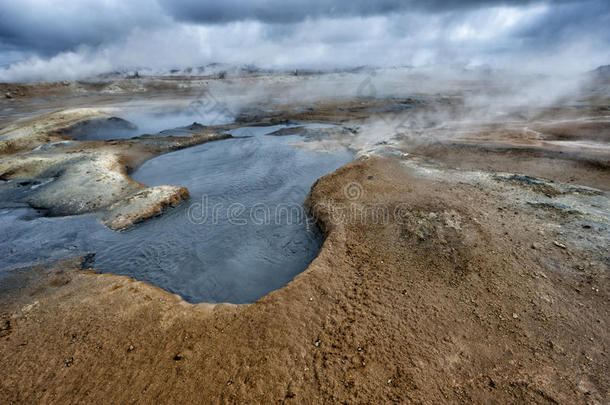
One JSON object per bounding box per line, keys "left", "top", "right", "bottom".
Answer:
{"left": 80, "top": 253, "right": 96, "bottom": 270}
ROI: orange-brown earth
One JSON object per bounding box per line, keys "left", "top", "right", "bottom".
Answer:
{"left": 0, "top": 75, "right": 609, "bottom": 403}
{"left": 1, "top": 155, "right": 608, "bottom": 404}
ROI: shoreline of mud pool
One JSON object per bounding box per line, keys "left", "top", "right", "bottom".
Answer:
{"left": 1, "top": 152, "right": 608, "bottom": 403}
{"left": 0, "top": 77, "right": 609, "bottom": 403}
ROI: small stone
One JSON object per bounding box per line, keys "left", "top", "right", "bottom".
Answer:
{"left": 387, "top": 378, "right": 392, "bottom": 384}
{"left": 531, "top": 242, "right": 540, "bottom": 250}
{"left": 314, "top": 339, "right": 321, "bottom": 347}
{"left": 5, "top": 92, "right": 12, "bottom": 99}
{"left": 357, "top": 346, "right": 362, "bottom": 352}
{"left": 64, "top": 357, "right": 73, "bottom": 367}
{"left": 128, "top": 344, "right": 135, "bottom": 352}
{"left": 173, "top": 354, "right": 183, "bottom": 361}
{"left": 553, "top": 241, "right": 567, "bottom": 249}
{"left": 226, "top": 380, "right": 232, "bottom": 386}
{"left": 309, "top": 297, "right": 313, "bottom": 302}
{"left": 512, "top": 313, "right": 519, "bottom": 319}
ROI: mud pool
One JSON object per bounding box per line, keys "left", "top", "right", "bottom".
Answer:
{"left": 0, "top": 125, "right": 353, "bottom": 303}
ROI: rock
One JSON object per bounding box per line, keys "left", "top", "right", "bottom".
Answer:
{"left": 100, "top": 185, "right": 190, "bottom": 231}
{"left": 0, "top": 317, "right": 11, "bottom": 338}
{"left": 314, "top": 339, "right": 321, "bottom": 347}
{"left": 80, "top": 253, "right": 96, "bottom": 270}
{"left": 553, "top": 241, "right": 567, "bottom": 249}
{"left": 512, "top": 313, "right": 519, "bottom": 319}
{"left": 183, "top": 122, "right": 203, "bottom": 131}
{"left": 5, "top": 92, "right": 13, "bottom": 99}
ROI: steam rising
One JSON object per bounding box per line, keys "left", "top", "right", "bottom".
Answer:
{"left": 90, "top": 65, "right": 594, "bottom": 157}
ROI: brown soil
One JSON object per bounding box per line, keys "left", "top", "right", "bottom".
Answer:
{"left": 1, "top": 157, "right": 607, "bottom": 404}
{"left": 408, "top": 143, "right": 610, "bottom": 191}
{"left": 1, "top": 75, "right": 609, "bottom": 403}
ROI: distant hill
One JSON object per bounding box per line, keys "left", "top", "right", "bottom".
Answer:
{"left": 590, "top": 65, "right": 610, "bottom": 79}
{"left": 91, "top": 64, "right": 274, "bottom": 80}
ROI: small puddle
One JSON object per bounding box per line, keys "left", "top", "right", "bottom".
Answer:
{"left": 0, "top": 124, "right": 353, "bottom": 303}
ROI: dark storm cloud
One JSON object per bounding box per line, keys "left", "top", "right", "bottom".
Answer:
{"left": 0, "top": 1, "right": 169, "bottom": 55}
{"left": 0, "top": 0, "right": 597, "bottom": 55}
{"left": 0, "top": 0, "right": 608, "bottom": 81}
{"left": 159, "top": 0, "right": 568, "bottom": 24}
{"left": 514, "top": 0, "right": 610, "bottom": 46}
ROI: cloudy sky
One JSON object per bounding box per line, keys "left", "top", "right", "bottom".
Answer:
{"left": 0, "top": 0, "right": 608, "bottom": 81}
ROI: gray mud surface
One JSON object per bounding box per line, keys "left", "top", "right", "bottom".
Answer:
{"left": 0, "top": 124, "right": 353, "bottom": 303}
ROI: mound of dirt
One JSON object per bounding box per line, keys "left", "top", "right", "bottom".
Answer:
{"left": 0, "top": 109, "right": 230, "bottom": 230}
{"left": 0, "top": 157, "right": 607, "bottom": 403}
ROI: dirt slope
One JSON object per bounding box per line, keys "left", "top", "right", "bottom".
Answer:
{"left": 0, "top": 156, "right": 607, "bottom": 404}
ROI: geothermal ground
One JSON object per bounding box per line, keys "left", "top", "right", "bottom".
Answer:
{"left": 0, "top": 71, "right": 609, "bottom": 403}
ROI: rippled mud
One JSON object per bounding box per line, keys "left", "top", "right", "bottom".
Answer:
{"left": 0, "top": 123, "right": 352, "bottom": 302}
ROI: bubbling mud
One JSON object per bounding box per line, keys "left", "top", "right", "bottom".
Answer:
{"left": 0, "top": 124, "right": 352, "bottom": 303}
